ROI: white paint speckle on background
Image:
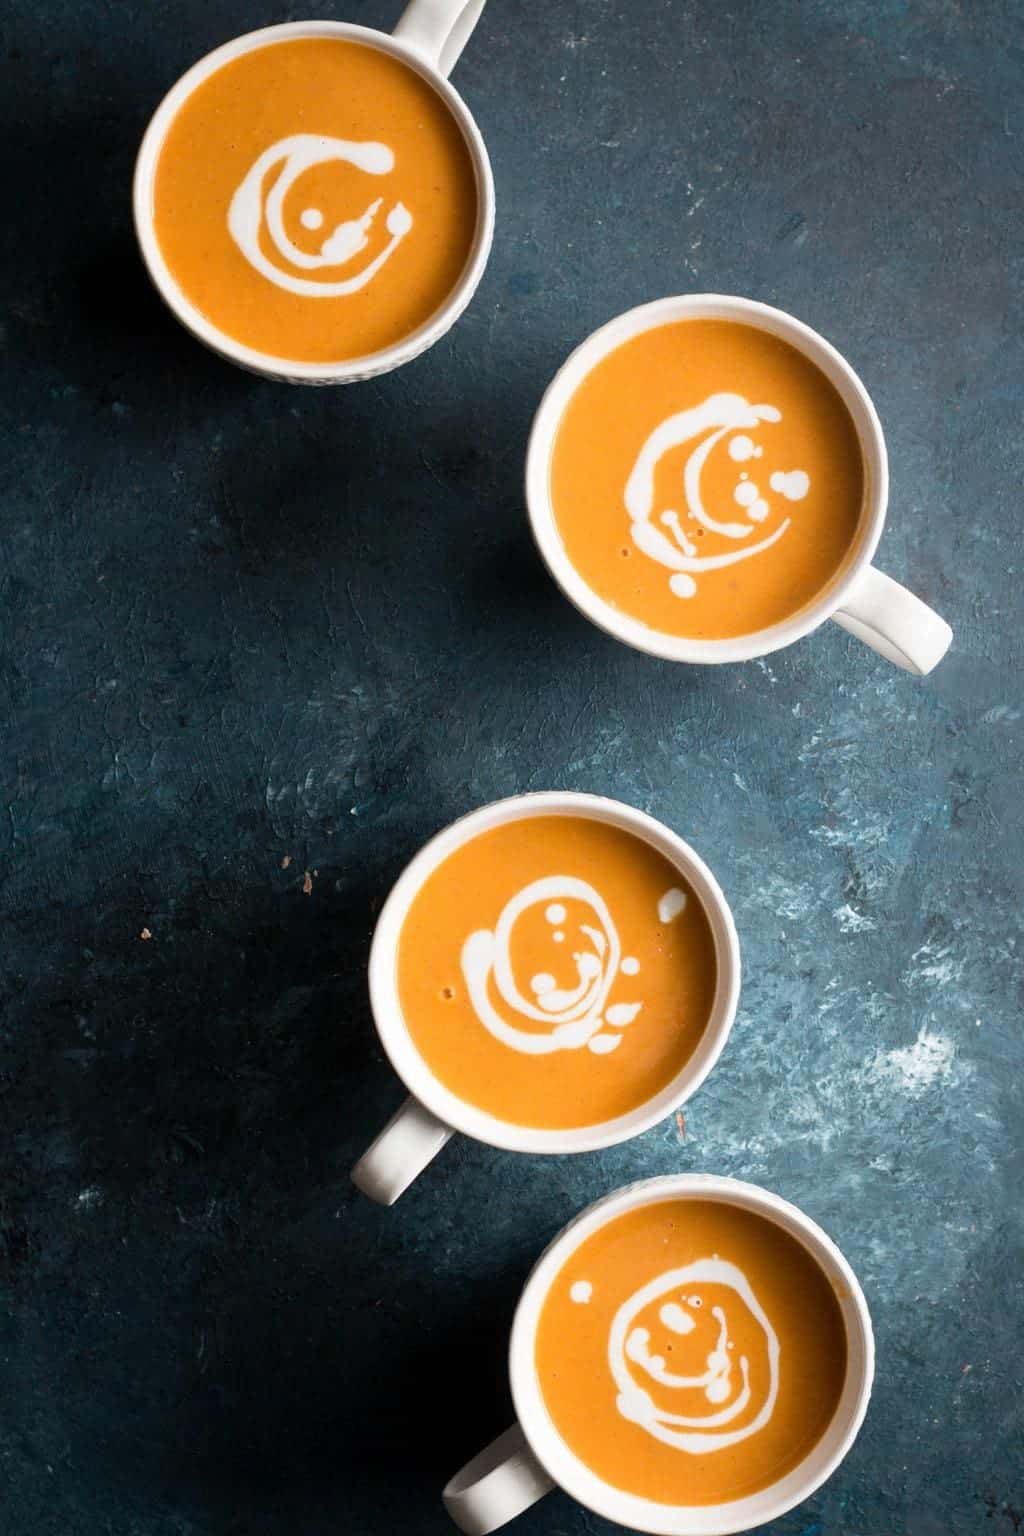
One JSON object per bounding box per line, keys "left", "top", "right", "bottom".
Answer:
{"left": 751, "top": 873, "right": 815, "bottom": 922}
{"left": 811, "top": 808, "right": 891, "bottom": 852}
{"left": 869, "top": 1026, "right": 959, "bottom": 1096}
{"left": 908, "top": 940, "right": 966, "bottom": 990}
{"left": 833, "top": 902, "right": 877, "bottom": 933}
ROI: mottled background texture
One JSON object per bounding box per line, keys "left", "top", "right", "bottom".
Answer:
{"left": 2, "top": 0, "right": 1022, "bottom": 1533}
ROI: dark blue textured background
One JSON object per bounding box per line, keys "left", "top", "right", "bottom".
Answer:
{"left": 2, "top": 1, "right": 1022, "bottom": 1532}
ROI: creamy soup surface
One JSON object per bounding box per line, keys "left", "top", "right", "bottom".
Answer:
{"left": 397, "top": 816, "right": 718, "bottom": 1129}
{"left": 550, "top": 320, "right": 865, "bottom": 640}
{"left": 154, "top": 38, "right": 478, "bottom": 363}
{"left": 536, "top": 1198, "right": 848, "bottom": 1504}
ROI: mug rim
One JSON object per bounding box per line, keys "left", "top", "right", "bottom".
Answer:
{"left": 132, "top": 18, "right": 495, "bottom": 384}
{"left": 525, "top": 293, "right": 890, "bottom": 663}
{"left": 366, "top": 792, "right": 741, "bottom": 1154}
{"left": 509, "top": 1172, "right": 875, "bottom": 1536}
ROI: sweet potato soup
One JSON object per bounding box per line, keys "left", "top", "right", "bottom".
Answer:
{"left": 396, "top": 816, "right": 717, "bottom": 1129}
{"left": 536, "top": 1199, "right": 848, "bottom": 1505}
{"left": 550, "top": 320, "right": 865, "bottom": 640}
{"left": 153, "top": 38, "right": 478, "bottom": 363}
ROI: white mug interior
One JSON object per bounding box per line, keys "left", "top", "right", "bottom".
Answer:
{"left": 367, "top": 792, "right": 740, "bottom": 1154}
{"left": 526, "top": 294, "right": 890, "bottom": 664}
{"left": 509, "top": 1173, "right": 874, "bottom": 1536}
{"left": 133, "top": 19, "right": 495, "bottom": 384}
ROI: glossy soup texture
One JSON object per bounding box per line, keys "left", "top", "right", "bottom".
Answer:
{"left": 153, "top": 38, "right": 478, "bottom": 363}
{"left": 550, "top": 320, "right": 865, "bottom": 640}
{"left": 536, "top": 1199, "right": 848, "bottom": 1505}
{"left": 396, "top": 816, "right": 718, "bottom": 1129}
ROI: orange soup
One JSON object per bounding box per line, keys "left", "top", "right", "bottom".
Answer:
{"left": 397, "top": 816, "right": 718, "bottom": 1129}
{"left": 550, "top": 320, "right": 865, "bottom": 640}
{"left": 153, "top": 38, "right": 478, "bottom": 363}
{"left": 536, "top": 1199, "right": 848, "bottom": 1504}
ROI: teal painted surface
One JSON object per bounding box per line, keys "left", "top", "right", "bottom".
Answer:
{"left": 1, "top": 1, "right": 1021, "bottom": 1533}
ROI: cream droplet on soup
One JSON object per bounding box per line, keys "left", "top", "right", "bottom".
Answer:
{"left": 658, "top": 888, "right": 688, "bottom": 923}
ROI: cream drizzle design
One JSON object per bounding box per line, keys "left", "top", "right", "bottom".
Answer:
{"left": 624, "top": 393, "right": 810, "bottom": 599}
{"left": 460, "top": 876, "right": 642, "bottom": 1057}
{"left": 228, "top": 135, "right": 413, "bottom": 297}
{"left": 608, "top": 1258, "right": 780, "bottom": 1453}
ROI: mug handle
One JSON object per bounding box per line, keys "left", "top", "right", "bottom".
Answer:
{"left": 351, "top": 1095, "right": 453, "bottom": 1205}
{"left": 832, "top": 565, "right": 952, "bottom": 675}
{"left": 444, "top": 1424, "right": 556, "bottom": 1535}
{"left": 393, "top": 0, "right": 488, "bottom": 78}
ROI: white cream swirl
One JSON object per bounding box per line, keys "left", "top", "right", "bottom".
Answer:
{"left": 459, "top": 876, "right": 642, "bottom": 1056}
{"left": 608, "top": 1258, "right": 780, "bottom": 1453}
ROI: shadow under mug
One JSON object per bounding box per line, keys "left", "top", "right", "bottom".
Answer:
{"left": 526, "top": 294, "right": 953, "bottom": 675}
{"left": 133, "top": 2, "right": 494, "bottom": 384}
{"left": 350, "top": 793, "right": 740, "bottom": 1205}
{"left": 444, "top": 1174, "right": 875, "bottom": 1536}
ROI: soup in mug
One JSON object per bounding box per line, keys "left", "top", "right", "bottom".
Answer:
{"left": 152, "top": 38, "right": 478, "bottom": 363}
{"left": 550, "top": 320, "right": 865, "bottom": 640}
{"left": 536, "top": 1197, "right": 848, "bottom": 1504}
{"left": 397, "top": 815, "right": 718, "bottom": 1129}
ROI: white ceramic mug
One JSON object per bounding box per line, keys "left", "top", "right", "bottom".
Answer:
{"left": 527, "top": 294, "right": 953, "bottom": 675}
{"left": 133, "top": 3, "right": 494, "bottom": 384}
{"left": 350, "top": 793, "right": 740, "bottom": 1205}
{"left": 444, "top": 1173, "right": 874, "bottom": 1536}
